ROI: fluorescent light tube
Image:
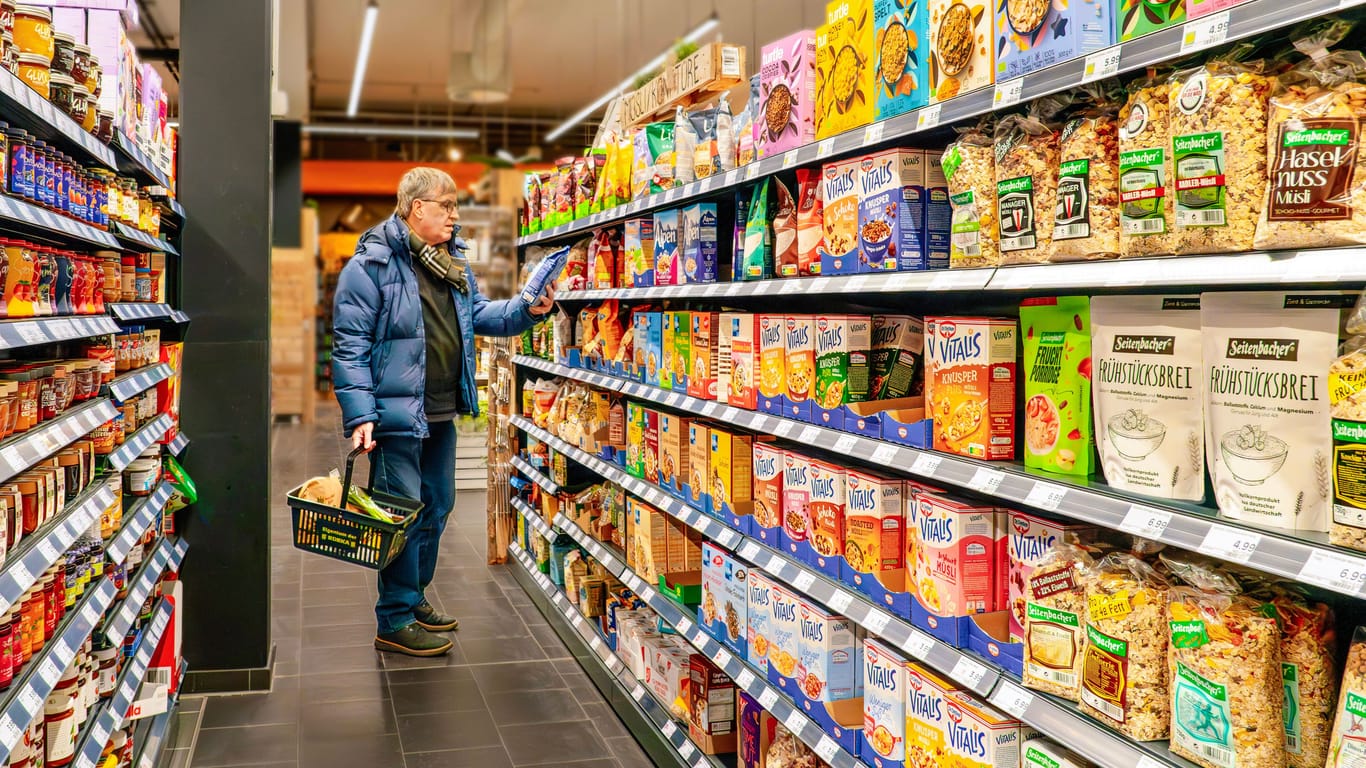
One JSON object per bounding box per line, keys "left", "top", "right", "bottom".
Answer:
{"left": 346, "top": 1, "right": 380, "bottom": 118}
{"left": 303, "top": 124, "right": 481, "bottom": 139}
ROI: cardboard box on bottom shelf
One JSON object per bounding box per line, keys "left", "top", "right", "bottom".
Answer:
{"left": 686, "top": 656, "right": 738, "bottom": 754}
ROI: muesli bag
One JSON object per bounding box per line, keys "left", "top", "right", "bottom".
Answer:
{"left": 1202, "top": 291, "right": 1339, "bottom": 532}
{"left": 674, "top": 106, "right": 698, "bottom": 186}
{"left": 1168, "top": 58, "right": 1274, "bottom": 254}
{"left": 1119, "top": 69, "right": 1176, "bottom": 257}
{"left": 1254, "top": 583, "right": 1338, "bottom": 768}
{"left": 1078, "top": 553, "right": 1170, "bottom": 741}
{"left": 1052, "top": 87, "right": 1122, "bottom": 260}
{"left": 942, "top": 119, "right": 999, "bottom": 268}
{"left": 1325, "top": 626, "right": 1366, "bottom": 768}
{"left": 1022, "top": 542, "right": 1095, "bottom": 701}
{"left": 1332, "top": 324, "right": 1366, "bottom": 550}
{"left": 1255, "top": 26, "right": 1366, "bottom": 249}
{"left": 995, "top": 107, "right": 1061, "bottom": 264}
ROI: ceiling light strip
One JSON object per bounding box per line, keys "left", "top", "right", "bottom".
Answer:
{"left": 346, "top": 1, "right": 380, "bottom": 118}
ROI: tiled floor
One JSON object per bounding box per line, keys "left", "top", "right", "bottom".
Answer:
{"left": 170, "top": 406, "right": 654, "bottom": 768}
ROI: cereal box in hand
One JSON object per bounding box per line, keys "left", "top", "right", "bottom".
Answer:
{"left": 873, "top": 0, "right": 930, "bottom": 119}
{"left": 761, "top": 31, "right": 818, "bottom": 156}
{"left": 925, "top": 316, "right": 1017, "bottom": 459}
{"left": 928, "top": 0, "right": 994, "bottom": 104}
{"left": 863, "top": 638, "right": 908, "bottom": 767}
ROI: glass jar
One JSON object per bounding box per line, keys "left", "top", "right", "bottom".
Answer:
{"left": 0, "top": 123, "right": 10, "bottom": 195}
{"left": 39, "top": 574, "right": 54, "bottom": 639}
{"left": 0, "top": 610, "right": 13, "bottom": 692}
{"left": 30, "top": 140, "right": 47, "bottom": 208}
{"left": 50, "top": 250, "right": 69, "bottom": 314}
{"left": 11, "top": 5, "right": 50, "bottom": 60}
{"left": 36, "top": 366, "right": 54, "bottom": 421}
{"left": 15, "top": 51, "right": 47, "bottom": 99}
{"left": 8, "top": 129, "right": 28, "bottom": 200}
{"left": 70, "top": 42, "right": 89, "bottom": 88}
{"left": 0, "top": 2, "right": 15, "bottom": 39}
{"left": 80, "top": 94, "right": 95, "bottom": 134}
{"left": 96, "top": 111, "right": 112, "bottom": 143}
{"left": 32, "top": 248, "right": 51, "bottom": 316}
{"left": 42, "top": 675, "right": 75, "bottom": 766}
{"left": 1, "top": 32, "right": 15, "bottom": 76}
{"left": 134, "top": 267, "right": 150, "bottom": 302}
{"left": 93, "top": 643, "right": 115, "bottom": 699}
{"left": 65, "top": 83, "right": 88, "bottom": 128}
{"left": 49, "top": 30, "right": 71, "bottom": 78}
{"left": 121, "top": 178, "right": 136, "bottom": 224}
{"left": 119, "top": 255, "right": 134, "bottom": 301}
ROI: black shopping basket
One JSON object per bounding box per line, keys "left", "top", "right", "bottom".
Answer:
{"left": 286, "top": 447, "right": 423, "bottom": 569}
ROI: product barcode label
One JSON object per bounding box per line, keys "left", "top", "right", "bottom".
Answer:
{"left": 910, "top": 453, "right": 942, "bottom": 476}
{"left": 1197, "top": 525, "right": 1260, "bottom": 564}
{"left": 589, "top": 636, "right": 603, "bottom": 652}
{"left": 0, "top": 445, "right": 22, "bottom": 471}
{"left": 827, "top": 591, "right": 853, "bottom": 613}
{"left": 721, "top": 46, "right": 741, "bottom": 77}
{"left": 1177, "top": 208, "right": 1226, "bottom": 227}
{"left": 1119, "top": 505, "right": 1172, "bottom": 540}
{"left": 871, "top": 444, "right": 898, "bottom": 465}
{"left": 1180, "top": 10, "right": 1230, "bottom": 53}
{"left": 781, "top": 279, "right": 803, "bottom": 294}
{"left": 917, "top": 105, "right": 942, "bottom": 129}
{"left": 758, "top": 687, "right": 780, "bottom": 709}
{"left": 967, "top": 468, "right": 1005, "bottom": 495}
{"left": 1024, "top": 482, "right": 1067, "bottom": 511}
{"left": 1053, "top": 223, "right": 1090, "bottom": 240}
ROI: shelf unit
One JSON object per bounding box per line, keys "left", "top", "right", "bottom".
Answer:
{"left": 511, "top": 497, "right": 558, "bottom": 540}
{"left": 108, "top": 414, "right": 176, "bottom": 472}
{"left": 111, "top": 222, "right": 178, "bottom": 255}
{"left": 0, "top": 399, "right": 118, "bottom": 483}
{"left": 107, "top": 364, "right": 175, "bottom": 404}
{"left": 509, "top": 455, "right": 561, "bottom": 495}
{"left": 106, "top": 482, "right": 175, "bottom": 566}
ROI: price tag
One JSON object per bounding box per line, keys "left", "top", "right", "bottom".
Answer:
{"left": 798, "top": 426, "right": 820, "bottom": 444}
{"left": 47, "top": 319, "right": 75, "bottom": 339}
{"left": 1299, "top": 550, "right": 1366, "bottom": 594}
{"left": 37, "top": 539, "right": 59, "bottom": 563}
{"left": 863, "top": 123, "right": 885, "bottom": 145}
{"left": 710, "top": 647, "right": 729, "bottom": 667}
{"left": 722, "top": 407, "right": 740, "bottom": 422}
{"left": 967, "top": 468, "right": 1005, "bottom": 495}
{"left": 10, "top": 561, "right": 33, "bottom": 589}
{"left": 1198, "top": 525, "right": 1261, "bottom": 564}
{"left": 0, "top": 444, "right": 22, "bottom": 472}
{"left": 1119, "top": 505, "right": 1172, "bottom": 540}
{"left": 1082, "top": 48, "right": 1122, "bottom": 83}
{"left": 793, "top": 571, "right": 815, "bottom": 592}
{"left": 827, "top": 591, "right": 853, "bottom": 613}
{"left": 0, "top": 715, "right": 21, "bottom": 749}
{"left": 715, "top": 528, "right": 740, "bottom": 548}
{"left": 664, "top": 189, "right": 677, "bottom": 202}
{"left": 1024, "top": 482, "right": 1067, "bottom": 511}
{"left": 739, "top": 540, "right": 761, "bottom": 560}
{"left": 784, "top": 709, "right": 807, "bottom": 734}
{"left": 37, "top": 659, "right": 59, "bottom": 687}
{"left": 833, "top": 434, "right": 857, "bottom": 455}
{"left": 994, "top": 78, "right": 1024, "bottom": 108}
{"left": 782, "top": 150, "right": 799, "bottom": 168}
{"left": 911, "top": 453, "right": 942, "bottom": 476}
{"left": 864, "top": 609, "right": 891, "bottom": 634}
{"left": 814, "top": 736, "right": 842, "bottom": 762}
{"left": 662, "top": 721, "right": 678, "bottom": 738}
{"left": 905, "top": 631, "right": 935, "bottom": 659}
{"left": 632, "top": 684, "right": 647, "bottom": 701}
{"left": 724, "top": 170, "right": 740, "bottom": 187}
{"left": 17, "top": 687, "right": 41, "bottom": 714}
{"left": 1136, "top": 757, "right": 1167, "bottom": 768}
{"left": 589, "top": 636, "right": 603, "bottom": 652}
{"left": 781, "top": 279, "right": 803, "bottom": 295}
{"left": 817, "top": 138, "right": 836, "bottom": 158}
{"left": 704, "top": 402, "right": 721, "bottom": 416}
{"left": 699, "top": 177, "right": 714, "bottom": 192}
{"left": 746, "top": 164, "right": 761, "bottom": 180}
{"left": 916, "top": 105, "right": 942, "bottom": 130}
{"left": 667, "top": 392, "right": 682, "bottom": 407}
{"left": 871, "top": 444, "right": 898, "bottom": 465}
{"left": 678, "top": 741, "right": 696, "bottom": 759}
{"left": 625, "top": 573, "right": 644, "bottom": 592}
{"left": 736, "top": 669, "right": 756, "bottom": 689}
{"left": 676, "top": 617, "right": 695, "bottom": 636}
{"left": 992, "top": 683, "right": 1034, "bottom": 718}
{"left": 774, "top": 421, "right": 795, "bottom": 438}
{"left": 951, "top": 656, "right": 988, "bottom": 689}
{"left": 692, "top": 757, "right": 709, "bottom": 768}
{"left": 758, "top": 687, "right": 780, "bottom": 709}
{"left": 1181, "top": 10, "right": 1230, "bottom": 54}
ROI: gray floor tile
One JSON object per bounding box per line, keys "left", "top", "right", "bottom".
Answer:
{"left": 397, "top": 710, "right": 502, "bottom": 752}
{"left": 460, "top": 636, "right": 546, "bottom": 665}
{"left": 499, "top": 722, "right": 611, "bottom": 766}
{"left": 301, "top": 603, "right": 375, "bottom": 629}
{"left": 301, "top": 621, "right": 378, "bottom": 649}
{"left": 298, "top": 733, "right": 402, "bottom": 768}
{"left": 484, "top": 688, "right": 585, "bottom": 726}
{"left": 472, "top": 661, "right": 566, "bottom": 694}
{"left": 299, "top": 644, "right": 383, "bottom": 675}
{"left": 386, "top": 663, "right": 475, "bottom": 688}
{"left": 298, "top": 588, "right": 376, "bottom": 608}
{"left": 389, "top": 680, "right": 488, "bottom": 716}
{"left": 604, "top": 737, "right": 651, "bottom": 768}
{"left": 405, "top": 747, "right": 514, "bottom": 768}
{"left": 299, "top": 698, "right": 397, "bottom": 739}
{"left": 199, "top": 688, "right": 300, "bottom": 729}
{"left": 192, "top": 723, "right": 297, "bottom": 767}
{"left": 297, "top": 670, "right": 389, "bottom": 704}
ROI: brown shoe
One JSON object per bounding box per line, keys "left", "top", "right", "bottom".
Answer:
{"left": 374, "top": 624, "right": 453, "bottom": 657}
{"left": 415, "top": 600, "right": 460, "bottom": 632}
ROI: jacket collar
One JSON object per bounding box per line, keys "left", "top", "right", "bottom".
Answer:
{"left": 375, "top": 214, "right": 468, "bottom": 265}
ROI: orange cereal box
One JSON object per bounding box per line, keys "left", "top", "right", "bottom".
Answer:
{"left": 727, "top": 313, "right": 761, "bottom": 410}
{"left": 844, "top": 470, "right": 907, "bottom": 612}
{"left": 924, "top": 316, "right": 1016, "bottom": 460}
{"left": 690, "top": 311, "right": 719, "bottom": 400}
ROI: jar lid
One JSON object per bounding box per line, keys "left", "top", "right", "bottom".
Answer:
{"left": 72, "top": 84, "right": 87, "bottom": 96}
{"left": 52, "top": 32, "right": 73, "bottom": 45}
{"left": 49, "top": 73, "right": 72, "bottom": 86}
{"left": 74, "top": 44, "right": 90, "bottom": 54}
{"left": 13, "top": 6, "right": 52, "bottom": 22}
{"left": 15, "top": 52, "right": 50, "bottom": 66}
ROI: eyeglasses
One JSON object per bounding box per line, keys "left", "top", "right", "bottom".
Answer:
{"left": 419, "top": 198, "right": 460, "bottom": 215}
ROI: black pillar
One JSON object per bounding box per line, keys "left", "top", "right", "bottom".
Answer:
{"left": 178, "top": 0, "right": 274, "bottom": 691}
{"left": 273, "top": 120, "right": 302, "bottom": 248}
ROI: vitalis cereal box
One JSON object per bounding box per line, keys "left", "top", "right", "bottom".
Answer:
{"left": 785, "top": 315, "right": 816, "bottom": 405}
{"left": 626, "top": 217, "right": 655, "bottom": 287}
{"left": 874, "top": 0, "right": 931, "bottom": 119}
{"left": 760, "top": 31, "right": 818, "bottom": 156}
{"left": 844, "top": 470, "right": 906, "bottom": 596}
{"left": 926, "top": 152, "right": 952, "bottom": 268}
{"left": 747, "top": 570, "right": 777, "bottom": 673}
{"left": 728, "top": 313, "right": 761, "bottom": 410}
{"left": 905, "top": 663, "right": 964, "bottom": 768}
{"left": 659, "top": 413, "right": 690, "bottom": 498}
{"left": 925, "top": 316, "right": 1017, "bottom": 459}
{"left": 806, "top": 459, "right": 846, "bottom": 575}
{"left": 690, "top": 311, "right": 719, "bottom": 400}
{"left": 820, "top": 159, "right": 861, "bottom": 276}
{"left": 758, "top": 314, "right": 787, "bottom": 404}
{"left": 687, "top": 422, "right": 712, "bottom": 513}
{"left": 928, "top": 0, "right": 994, "bottom": 104}
{"left": 909, "top": 490, "right": 996, "bottom": 622}
{"left": 994, "top": 0, "right": 1113, "bottom": 81}
{"left": 767, "top": 578, "right": 801, "bottom": 681}
{"left": 862, "top": 638, "right": 908, "bottom": 768}
{"left": 798, "top": 600, "right": 861, "bottom": 703}
{"left": 779, "top": 451, "right": 811, "bottom": 552}
{"left": 815, "top": 315, "right": 873, "bottom": 409}
{"left": 700, "top": 541, "right": 748, "bottom": 659}
{"left": 941, "top": 692, "right": 1031, "bottom": 768}
{"left": 858, "top": 149, "right": 936, "bottom": 272}
{"left": 1006, "top": 511, "right": 1097, "bottom": 642}
{"left": 682, "top": 203, "right": 719, "bottom": 284}
{"left": 752, "top": 442, "right": 784, "bottom": 544}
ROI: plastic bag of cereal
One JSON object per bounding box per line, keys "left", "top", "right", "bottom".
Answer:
{"left": 941, "top": 118, "right": 998, "bottom": 268}
{"left": 1326, "top": 626, "right": 1366, "bottom": 768}
{"left": 994, "top": 104, "right": 1063, "bottom": 264}
{"left": 1256, "top": 584, "right": 1337, "bottom": 768}
{"left": 1168, "top": 58, "right": 1274, "bottom": 254}
{"left": 1022, "top": 542, "right": 1096, "bottom": 701}
{"left": 1078, "top": 553, "right": 1170, "bottom": 741}
{"left": 1118, "top": 69, "right": 1175, "bottom": 257}
{"left": 1052, "top": 86, "right": 1122, "bottom": 261}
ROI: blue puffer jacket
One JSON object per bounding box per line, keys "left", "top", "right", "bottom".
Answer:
{"left": 332, "top": 214, "right": 537, "bottom": 438}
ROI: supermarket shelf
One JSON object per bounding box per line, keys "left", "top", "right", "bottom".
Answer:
{"left": 0, "top": 315, "right": 119, "bottom": 353}
{"left": 520, "top": 0, "right": 1366, "bottom": 249}
{"left": 0, "top": 479, "right": 113, "bottom": 614}
{"left": 166, "top": 432, "right": 189, "bottom": 457}
{"left": 106, "top": 364, "right": 173, "bottom": 403}
{"left": 510, "top": 455, "right": 560, "bottom": 494}
{"left": 513, "top": 357, "right": 1366, "bottom": 600}
{"left": 511, "top": 496, "right": 558, "bottom": 539}
{"left": 128, "top": 696, "right": 176, "bottom": 768}
{"left": 108, "top": 303, "right": 179, "bottom": 323}
{"left": 106, "top": 482, "right": 174, "bottom": 566}
{"left": 170, "top": 537, "right": 187, "bottom": 571}
{"left": 159, "top": 197, "right": 186, "bottom": 221}
{"left": 111, "top": 222, "right": 179, "bottom": 256}
{"left": 110, "top": 133, "right": 172, "bottom": 190}
{"left": 0, "top": 66, "right": 116, "bottom": 170}
{"left": 104, "top": 538, "right": 173, "bottom": 642}
{"left": 108, "top": 413, "right": 175, "bottom": 472}
{"left": 508, "top": 543, "right": 727, "bottom": 768}
{"left": 0, "top": 194, "right": 119, "bottom": 250}
{"left": 0, "top": 576, "right": 117, "bottom": 762}
{"left": 0, "top": 398, "right": 118, "bottom": 484}
{"left": 70, "top": 599, "right": 174, "bottom": 768}
{"left": 562, "top": 268, "right": 993, "bottom": 301}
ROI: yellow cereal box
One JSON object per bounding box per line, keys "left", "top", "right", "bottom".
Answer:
{"left": 924, "top": 316, "right": 1016, "bottom": 460}
{"left": 905, "top": 663, "right": 965, "bottom": 768}
{"left": 816, "top": 0, "right": 875, "bottom": 140}
{"left": 758, "top": 314, "right": 787, "bottom": 401}
{"left": 688, "top": 421, "right": 713, "bottom": 514}
{"left": 786, "top": 315, "right": 816, "bottom": 403}
{"left": 711, "top": 428, "right": 756, "bottom": 526}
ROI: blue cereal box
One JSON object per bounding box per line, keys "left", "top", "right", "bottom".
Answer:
{"left": 660, "top": 313, "right": 676, "bottom": 391}
{"left": 746, "top": 570, "right": 776, "bottom": 673}
{"left": 626, "top": 218, "right": 655, "bottom": 287}
{"left": 700, "top": 541, "right": 748, "bottom": 659}
{"left": 995, "top": 0, "right": 1114, "bottom": 80}
{"left": 797, "top": 599, "right": 861, "bottom": 702}
{"left": 643, "top": 312, "right": 663, "bottom": 387}
{"left": 859, "top": 148, "right": 932, "bottom": 271}
{"left": 873, "top": 0, "right": 930, "bottom": 119}
{"left": 654, "top": 208, "right": 682, "bottom": 286}
{"left": 925, "top": 152, "right": 952, "bottom": 269}
{"left": 682, "top": 203, "right": 719, "bottom": 283}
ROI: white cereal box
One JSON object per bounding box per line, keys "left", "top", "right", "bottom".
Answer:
{"left": 863, "top": 637, "right": 908, "bottom": 767}
{"left": 942, "top": 692, "right": 1028, "bottom": 768}
{"left": 747, "top": 570, "right": 776, "bottom": 674}
{"left": 767, "top": 578, "right": 801, "bottom": 682}
{"left": 1006, "top": 511, "right": 1098, "bottom": 642}
{"left": 797, "top": 598, "right": 860, "bottom": 702}
{"left": 700, "top": 541, "right": 748, "bottom": 659}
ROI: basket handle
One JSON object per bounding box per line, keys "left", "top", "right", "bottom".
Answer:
{"left": 341, "top": 445, "right": 380, "bottom": 497}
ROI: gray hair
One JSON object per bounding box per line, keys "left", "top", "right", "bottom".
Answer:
{"left": 395, "top": 167, "right": 458, "bottom": 217}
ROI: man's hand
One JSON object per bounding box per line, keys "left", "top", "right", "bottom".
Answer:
{"left": 529, "top": 284, "right": 556, "bottom": 316}
{"left": 352, "top": 422, "right": 375, "bottom": 452}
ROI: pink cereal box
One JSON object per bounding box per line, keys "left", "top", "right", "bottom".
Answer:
{"left": 1006, "top": 511, "right": 1097, "bottom": 642}
{"left": 780, "top": 451, "right": 812, "bottom": 554}
{"left": 908, "top": 489, "right": 996, "bottom": 641}
{"left": 760, "top": 31, "right": 818, "bottom": 156}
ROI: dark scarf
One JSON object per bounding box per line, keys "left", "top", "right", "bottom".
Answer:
{"left": 406, "top": 225, "right": 470, "bottom": 294}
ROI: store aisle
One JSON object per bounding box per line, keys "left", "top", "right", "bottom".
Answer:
{"left": 174, "top": 405, "right": 655, "bottom": 768}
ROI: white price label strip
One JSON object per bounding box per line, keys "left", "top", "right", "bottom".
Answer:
{"left": 993, "top": 683, "right": 1034, "bottom": 718}
{"left": 916, "top": 105, "right": 942, "bottom": 130}
{"left": 784, "top": 709, "right": 807, "bottom": 734}
{"left": 864, "top": 609, "right": 892, "bottom": 634}
{"left": 774, "top": 421, "right": 795, "bottom": 437}
{"left": 1119, "top": 505, "right": 1172, "bottom": 540}
{"left": 994, "top": 78, "right": 1024, "bottom": 108}
{"left": 739, "top": 541, "right": 761, "bottom": 560}
{"left": 1024, "top": 482, "right": 1066, "bottom": 511}
{"left": 632, "top": 684, "right": 647, "bottom": 701}
{"left": 715, "top": 528, "right": 740, "bottom": 548}
{"left": 746, "top": 164, "right": 761, "bottom": 180}
{"left": 662, "top": 721, "right": 677, "bottom": 738}
{"left": 911, "top": 453, "right": 942, "bottom": 476}
{"left": 37, "top": 539, "right": 59, "bottom": 563}
{"left": 676, "top": 617, "right": 695, "bottom": 636}
{"left": 758, "top": 688, "right": 780, "bottom": 709}
{"left": 1300, "top": 550, "right": 1366, "bottom": 594}
{"left": 815, "top": 736, "right": 840, "bottom": 762}
{"left": 863, "top": 123, "right": 885, "bottom": 145}
{"left": 968, "top": 467, "right": 1005, "bottom": 495}
{"left": 792, "top": 571, "right": 815, "bottom": 591}
{"left": 1181, "top": 10, "right": 1230, "bottom": 54}
{"left": 679, "top": 741, "right": 696, "bottom": 758}
{"left": 17, "top": 687, "right": 41, "bottom": 714}
{"left": 798, "top": 426, "right": 820, "bottom": 444}
{"left": 817, "top": 139, "right": 836, "bottom": 158}
{"left": 905, "top": 631, "right": 935, "bottom": 659}
{"left": 782, "top": 150, "right": 799, "bottom": 168}
{"left": 827, "top": 591, "right": 852, "bottom": 613}
{"left": 951, "top": 656, "right": 988, "bottom": 689}
{"left": 871, "top": 444, "right": 898, "bottom": 465}
{"left": 833, "top": 434, "right": 857, "bottom": 455}
{"left": 1082, "top": 48, "right": 1121, "bottom": 82}
{"left": 1198, "top": 525, "right": 1261, "bottom": 564}
{"left": 736, "top": 669, "right": 756, "bottom": 690}
{"left": 0, "top": 716, "right": 20, "bottom": 749}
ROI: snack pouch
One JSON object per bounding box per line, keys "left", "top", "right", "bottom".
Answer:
{"left": 795, "top": 169, "right": 823, "bottom": 276}
{"left": 1119, "top": 69, "right": 1176, "bottom": 257}
{"left": 1021, "top": 297, "right": 1094, "bottom": 476}
{"left": 743, "top": 180, "right": 774, "bottom": 281}
{"left": 942, "top": 119, "right": 999, "bottom": 268}
{"left": 995, "top": 110, "right": 1060, "bottom": 264}
{"left": 1079, "top": 553, "right": 1170, "bottom": 741}
{"left": 553, "top": 157, "right": 575, "bottom": 226}
{"left": 1333, "top": 326, "right": 1366, "bottom": 551}
{"left": 1022, "top": 541, "right": 1094, "bottom": 701}
{"left": 1053, "top": 89, "right": 1122, "bottom": 260}
{"left": 772, "top": 179, "right": 798, "bottom": 278}
{"left": 646, "top": 121, "right": 677, "bottom": 194}
{"left": 716, "top": 95, "right": 736, "bottom": 173}
{"left": 689, "top": 104, "right": 722, "bottom": 180}
{"left": 674, "top": 106, "right": 699, "bottom": 186}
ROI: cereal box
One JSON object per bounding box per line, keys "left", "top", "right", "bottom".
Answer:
{"left": 863, "top": 638, "right": 908, "bottom": 767}
{"left": 928, "top": 0, "right": 994, "bottom": 104}
{"left": 941, "top": 692, "right": 1029, "bottom": 768}
{"left": 626, "top": 217, "right": 655, "bottom": 287}
{"left": 700, "top": 541, "right": 749, "bottom": 658}
{"left": 874, "top": 0, "right": 931, "bottom": 119}
{"left": 844, "top": 470, "right": 906, "bottom": 597}
{"left": 1187, "top": 0, "right": 1234, "bottom": 17}
{"left": 753, "top": 442, "right": 784, "bottom": 543}
{"left": 760, "top": 31, "right": 818, "bottom": 156}
{"left": 626, "top": 402, "right": 647, "bottom": 478}
{"left": 820, "top": 158, "right": 862, "bottom": 275}
{"left": 672, "top": 310, "right": 692, "bottom": 392}
{"left": 655, "top": 208, "right": 682, "bottom": 286}
{"left": 926, "top": 152, "right": 953, "bottom": 267}
{"left": 682, "top": 203, "right": 719, "bottom": 284}
{"left": 905, "top": 663, "right": 963, "bottom": 768}
{"left": 767, "top": 579, "right": 801, "bottom": 681}
{"left": 661, "top": 311, "right": 677, "bottom": 391}
{"left": 727, "top": 312, "right": 761, "bottom": 410}
{"left": 1118, "top": 0, "right": 1185, "bottom": 40}
{"left": 688, "top": 656, "right": 737, "bottom": 747}
{"left": 667, "top": 516, "right": 691, "bottom": 573}
{"left": 924, "top": 316, "right": 1017, "bottom": 459}
{"left": 779, "top": 451, "right": 810, "bottom": 552}
{"left": 815, "top": 315, "right": 874, "bottom": 410}
{"left": 659, "top": 413, "right": 691, "bottom": 497}
{"left": 739, "top": 691, "right": 762, "bottom": 768}
{"left": 1006, "top": 511, "right": 1098, "bottom": 642}
{"left": 643, "top": 312, "right": 664, "bottom": 387}
{"left": 871, "top": 315, "right": 926, "bottom": 400}
{"left": 994, "top": 0, "right": 1113, "bottom": 80}
{"left": 711, "top": 428, "right": 756, "bottom": 528}
{"left": 717, "top": 312, "right": 734, "bottom": 405}
{"left": 690, "top": 311, "right": 719, "bottom": 400}
{"left": 643, "top": 408, "right": 660, "bottom": 485}
{"left": 747, "top": 570, "right": 777, "bottom": 673}
{"left": 687, "top": 421, "right": 712, "bottom": 513}
{"left": 816, "top": 0, "right": 876, "bottom": 139}
{"left": 758, "top": 314, "right": 787, "bottom": 405}
{"left": 785, "top": 315, "right": 816, "bottom": 405}
{"left": 633, "top": 499, "right": 671, "bottom": 583}
{"left": 632, "top": 311, "right": 649, "bottom": 380}
{"left": 909, "top": 490, "right": 996, "bottom": 629}
{"left": 859, "top": 149, "right": 934, "bottom": 272}
{"left": 807, "top": 459, "right": 847, "bottom": 574}
{"left": 798, "top": 599, "right": 861, "bottom": 702}
{"left": 646, "top": 636, "right": 694, "bottom": 711}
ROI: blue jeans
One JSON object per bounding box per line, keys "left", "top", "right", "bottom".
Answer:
{"left": 372, "top": 419, "right": 456, "bottom": 634}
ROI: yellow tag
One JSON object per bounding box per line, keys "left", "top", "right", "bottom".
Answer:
{"left": 1088, "top": 591, "right": 1132, "bottom": 622}
{"left": 1331, "top": 370, "right": 1366, "bottom": 405}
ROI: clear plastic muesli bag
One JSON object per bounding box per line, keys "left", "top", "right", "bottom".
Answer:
{"left": 1052, "top": 85, "right": 1123, "bottom": 261}
{"left": 1255, "top": 582, "right": 1338, "bottom": 768}
{"left": 1021, "top": 542, "right": 1096, "bottom": 701}
{"left": 1118, "top": 69, "right": 1176, "bottom": 257}
{"left": 942, "top": 118, "right": 999, "bottom": 268}
{"left": 995, "top": 109, "right": 1061, "bottom": 264}
{"left": 1326, "top": 626, "right": 1366, "bottom": 768}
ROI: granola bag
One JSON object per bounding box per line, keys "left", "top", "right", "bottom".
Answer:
{"left": 1053, "top": 90, "right": 1122, "bottom": 260}
{"left": 1168, "top": 60, "right": 1274, "bottom": 254}
{"left": 795, "top": 168, "right": 823, "bottom": 276}
{"left": 773, "top": 178, "right": 798, "bottom": 277}
{"left": 1255, "top": 35, "right": 1366, "bottom": 249}
{"left": 1119, "top": 69, "right": 1176, "bottom": 257}
{"left": 1333, "top": 327, "right": 1366, "bottom": 550}
{"left": 674, "top": 106, "right": 698, "bottom": 186}
{"left": 1168, "top": 586, "right": 1284, "bottom": 768}
{"left": 1022, "top": 541, "right": 1095, "bottom": 701}
{"left": 1079, "top": 553, "right": 1170, "bottom": 741}
{"left": 1326, "top": 626, "right": 1366, "bottom": 768}
{"left": 995, "top": 110, "right": 1060, "bottom": 264}
{"left": 716, "top": 95, "right": 736, "bottom": 172}
{"left": 942, "top": 119, "right": 999, "bottom": 268}
{"left": 1257, "top": 584, "right": 1338, "bottom": 768}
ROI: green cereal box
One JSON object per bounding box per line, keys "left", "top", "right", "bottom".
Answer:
{"left": 1021, "top": 297, "right": 1095, "bottom": 476}
{"left": 1118, "top": 0, "right": 1186, "bottom": 42}
{"left": 815, "top": 315, "right": 873, "bottom": 409}
{"left": 673, "top": 311, "right": 692, "bottom": 393}
{"left": 871, "top": 314, "right": 925, "bottom": 399}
